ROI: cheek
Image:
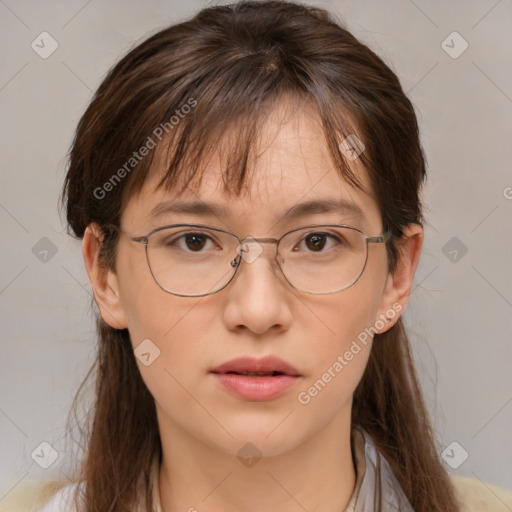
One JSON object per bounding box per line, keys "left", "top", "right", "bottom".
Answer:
{"left": 292, "top": 267, "right": 384, "bottom": 401}
{"left": 116, "top": 246, "right": 174, "bottom": 342}
{"left": 115, "top": 248, "right": 215, "bottom": 401}
{"left": 298, "top": 295, "right": 374, "bottom": 381}
{"left": 120, "top": 291, "right": 213, "bottom": 430}
{"left": 296, "top": 341, "right": 371, "bottom": 412}
{"left": 120, "top": 280, "right": 209, "bottom": 369}
{"left": 301, "top": 276, "right": 383, "bottom": 356}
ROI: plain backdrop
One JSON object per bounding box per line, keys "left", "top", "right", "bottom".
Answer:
{"left": 1, "top": 0, "right": 511, "bottom": 501}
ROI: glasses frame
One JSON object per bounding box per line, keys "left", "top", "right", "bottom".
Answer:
{"left": 116, "top": 223, "right": 391, "bottom": 297}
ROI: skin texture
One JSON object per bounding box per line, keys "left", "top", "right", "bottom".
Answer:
{"left": 82, "top": 99, "right": 423, "bottom": 512}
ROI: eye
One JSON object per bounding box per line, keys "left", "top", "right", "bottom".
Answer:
{"left": 167, "top": 232, "right": 218, "bottom": 252}
{"left": 297, "top": 231, "right": 344, "bottom": 253}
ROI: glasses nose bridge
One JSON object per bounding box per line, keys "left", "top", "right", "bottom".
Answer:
{"left": 236, "top": 236, "right": 285, "bottom": 269}
{"left": 240, "top": 236, "right": 280, "bottom": 244}
{"left": 239, "top": 236, "right": 281, "bottom": 255}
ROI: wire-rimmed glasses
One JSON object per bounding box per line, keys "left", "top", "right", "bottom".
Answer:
{"left": 113, "top": 223, "right": 391, "bottom": 297}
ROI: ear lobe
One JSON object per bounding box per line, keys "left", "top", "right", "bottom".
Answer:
{"left": 82, "top": 223, "right": 128, "bottom": 330}
{"left": 375, "top": 223, "right": 424, "bottom": 333}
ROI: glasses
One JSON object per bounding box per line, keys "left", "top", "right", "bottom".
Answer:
{"left": 115, "top": 223, "right": 391, "bottom": 297}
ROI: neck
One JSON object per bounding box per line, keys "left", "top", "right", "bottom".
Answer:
{"left": 157, "top": 408, "right": 356, "bottom": 512}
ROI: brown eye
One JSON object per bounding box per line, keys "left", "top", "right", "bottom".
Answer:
{"left": 304, "top": 234, "right": 327, "bottom": 252}
{"left": 297, "top": 231, "right": 344, "bottom": 254}
{"left": 184, "top": 233, "right": 208, "bottom": 251}
{"left": 161, "top": 231, "right": 217, "bottom": 253}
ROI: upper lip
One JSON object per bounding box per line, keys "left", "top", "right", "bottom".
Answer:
{"left": 210, "top": 356, "right": 301, "bottom": 376}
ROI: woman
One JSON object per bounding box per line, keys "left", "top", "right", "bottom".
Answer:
{"left": 37, "top": 1, "right": 461, "bottom": 510}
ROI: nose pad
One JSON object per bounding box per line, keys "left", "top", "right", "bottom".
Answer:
{"left": 230, "top": 254, "right": 241, "bottom": 268}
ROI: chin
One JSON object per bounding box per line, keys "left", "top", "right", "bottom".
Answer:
{"left": 205, "top": 414, "right": 307, "bottom": 458}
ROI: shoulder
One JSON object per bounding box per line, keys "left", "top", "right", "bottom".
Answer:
{"left": 32, "top": 482, "right": 83, "bottom": 512}
{"left": 450, "top": 474, "right": 512, "bottom": 512}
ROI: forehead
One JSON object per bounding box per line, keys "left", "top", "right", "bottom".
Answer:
{"left": 122, "top": 99, "right": 381, "bottom": 233}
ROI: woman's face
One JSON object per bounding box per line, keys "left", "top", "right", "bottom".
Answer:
{"left": 97, "top": 101, "right": 407, "bottom": 457}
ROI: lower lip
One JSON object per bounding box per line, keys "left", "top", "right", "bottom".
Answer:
{"left": 211, "top": 373, "right": 300, "bottom": 401}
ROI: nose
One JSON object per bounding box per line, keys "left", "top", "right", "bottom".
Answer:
{"left": 221, "top": 239, "right": 294, "bottom": 335}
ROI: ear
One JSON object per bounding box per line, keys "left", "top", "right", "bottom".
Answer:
{"left": 82, "top": 223, "right": 128, "bottom": 330}
{"left": 375, "top": 223, "right": 424, "bottom": 333}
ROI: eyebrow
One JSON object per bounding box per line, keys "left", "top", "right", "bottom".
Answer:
{"left": 150, "top": 198, "right": 366, "bottom": 222}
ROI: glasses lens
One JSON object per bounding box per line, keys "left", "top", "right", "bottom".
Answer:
{"left": 146, "top": 226, "right": 239, "bottom": 296}
{"left": 279, "top": 226, "right": 368, "bottom": 293}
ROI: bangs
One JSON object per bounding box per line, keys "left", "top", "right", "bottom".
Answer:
{"left": 120, "top": 84, "right": 369, "bottom": 209}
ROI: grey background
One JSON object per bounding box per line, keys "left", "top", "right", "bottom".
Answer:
{"left": 1, "top": 0, "right": 511, "bottom": 502}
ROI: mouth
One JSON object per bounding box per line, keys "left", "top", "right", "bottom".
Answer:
{"left": 210, "top": 355, "right": 301, "bottom": 377}
{"left": 210, "top": 356, "right": 301, "bottom": 401}
{"left": 216, "top": 371, "right": 291, "bottom": 376}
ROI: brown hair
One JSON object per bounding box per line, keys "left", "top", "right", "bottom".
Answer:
{"left": 60, "top": 1, "right": 461, "bottom": 510}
